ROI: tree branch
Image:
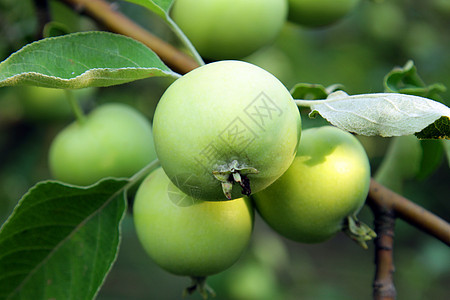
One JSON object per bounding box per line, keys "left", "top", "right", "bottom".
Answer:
{"left": 367, "top": 179, "right": 450, "bottom": 300}
{"left": 61, "top": 0, "right": 199, "bottom": 74}
{"left": 367, "top": 201, "right": 397, "bottom": 300}
{"left": 367, "top": 179, "right": 450, "bottom": 246}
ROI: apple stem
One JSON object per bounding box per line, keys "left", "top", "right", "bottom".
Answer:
{"left": 294, "top": 99, "right": 326, "bottom": 107}
{"left": 65, "top": 89, "right": 86, "bottom": 124}
{"left": 166, "top": 17, "right": 206, "bottom": 67}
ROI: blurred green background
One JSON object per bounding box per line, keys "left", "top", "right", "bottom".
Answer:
{"left": 0, "top": 0, "right": 449, "bottom": 299}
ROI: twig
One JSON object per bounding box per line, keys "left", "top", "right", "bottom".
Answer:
{"left": 368, "top": 201, "right": 397, "bottom": 300}
{"left": 367, "top": 179, "right": 450, "bottom": 300}
{"left": 65, "top": 89, "right": 86, "bottom": 125}
{"left": 367, "top": 179, "right": 450, "bottom": 246}
{"left": 61, "top": 0, "right": 199, "bottom": 74}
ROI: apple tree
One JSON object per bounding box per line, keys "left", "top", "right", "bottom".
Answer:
{"left": 0, "top": 0, "right": 449, "bottom": 299}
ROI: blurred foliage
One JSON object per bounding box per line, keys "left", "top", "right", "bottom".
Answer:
{"left": 0, "top": 0, "right": 449, "bottom": 299}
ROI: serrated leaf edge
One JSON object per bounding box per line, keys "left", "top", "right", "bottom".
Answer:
{"left": 0, "top": 67, "right": 180, "bottom": 88}
{"left": 0, "top": 178, "right": 128, "bottom": 299}
{"left": 0, "top": 31, "right": 181, "bottom": 88}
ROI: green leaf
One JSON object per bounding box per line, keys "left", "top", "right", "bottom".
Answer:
{"left": 415, "top": 116, "right": 450, "bottom": 139}
{"left": 374, "top": 135, "right": 422, "bottom": 193}
{"left": 443, "top": 140, "right": 450, "bottom": 168}
{"left": 417, "top": 140, "right": 444, "bottom": 180}
{"left": 0, "top": 178, "right": 128, "bottom": 300}
{"left": 0, "top": 31, "right": 180, "bottom": 89}
{"left": 304, "top": 91, "right": 450, "bottom": 139}
{"left": 290, "top": 83, "right": 343, "bottom": 100}
{"left": 123, "top": 0, "right": 174, "bottom": 20}
{"left": 384, "top": 60, "right": 447, "bottom": 100}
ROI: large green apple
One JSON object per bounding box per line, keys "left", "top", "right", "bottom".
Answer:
{"left": 133, "top": 167, "right": 254, "bottom": 278}
{"left": 49, "top": 103, "right": 156, "bottom": 186}
{"left": 287, "top": 0, "right": 360, "bottom": 27}
{"left": 252, "top": 126, "right": 371, "bottom": 243}
{"left": 152, "top": 60, "right": 301, "bottom": 201}
{"left": 171, "top": 0, "right": 288, "bottom": 60}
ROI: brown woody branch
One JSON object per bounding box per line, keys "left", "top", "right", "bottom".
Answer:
{"left": 61, "top": 0, "right": 199, "bottom": 74}
{"left": 367, "top": 179, "right": 450, "bottom": 300}
{"left": 367, "top": 179, "right": 450, "bottom": 246}
{"left": 367, "top": 198, "right": 397, "bottom": 300}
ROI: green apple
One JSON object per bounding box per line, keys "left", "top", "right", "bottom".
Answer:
{"left": 287, "top": 0, "right": 360, "bottom": 27}
{"left": 133, "top": 167, "right": 254, "bottom": 278}
{"left": 49, "top": 103, "right": 156, "bottom": 186}
{"left": 153, "top": 60, "right": 301, "bottom": 201}
{"left": 253, "top": 126, "right": 371, "bottom": 243}
{"left": 171, "top": 0, "right": 288, "bottom": 60}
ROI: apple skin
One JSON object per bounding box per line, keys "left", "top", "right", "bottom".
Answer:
{"left": 49, "top": 103, "right": 156, "bottom": 186}
{"left": 133, "top": 167, "right": 254, "bottom": 277}
{"left": 152, "top": 60, "right": 301, "bottom": 201}
{"left": 252, "top": 126, "right": 371, "bottom": 243}
{"left": 171, "top": 0, "right": 288, "bottom": 60}
{"left": 287, "top": 0, "right": 360, "bottom": 27}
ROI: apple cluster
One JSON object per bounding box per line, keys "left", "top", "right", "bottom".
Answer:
{"left": 142, "top": 62, "right": 369, "bottom": 289}
{"left": 46, "top": 0, "right": 368, "bottom": 291}
{"left": 137, "top": 61, "right": 370, "bottom": 293}
{"left": 47, "top": 60, "right": 371, "bottom": 296}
